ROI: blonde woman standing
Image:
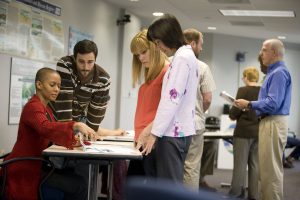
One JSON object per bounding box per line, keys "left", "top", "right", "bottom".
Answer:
{"left": 127, "top": 29, "right": 169, "bottom": 176}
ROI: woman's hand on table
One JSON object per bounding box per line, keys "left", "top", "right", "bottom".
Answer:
{"left": 73, "top": 122, "right": 96, "bottom": 141}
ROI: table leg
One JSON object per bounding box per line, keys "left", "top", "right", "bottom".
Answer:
{"left": 88, "top": 164, "right": 99, "bottom": 200}
{"left": 107, "top": 161, "right": 114, "bottom": 200}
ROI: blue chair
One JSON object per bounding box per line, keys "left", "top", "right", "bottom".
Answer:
{"left": 125, "top": 177, "right": 237, "bottom": 200}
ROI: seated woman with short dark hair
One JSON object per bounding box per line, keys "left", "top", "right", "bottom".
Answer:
{"left": 1, "top": 67, "right": 95, "bottom": 200}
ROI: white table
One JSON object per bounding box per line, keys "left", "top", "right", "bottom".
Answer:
{"left": 203, "top": 130, "right": 233, "bottom": 139}
{"left": 43, "top": 141, "right": 142, "bottom": 200}
{"left": 204, "top": 130, "right": 234, "bottom": 187}
{"left": 102, "top": 130, "right": 135, "bottom": 142}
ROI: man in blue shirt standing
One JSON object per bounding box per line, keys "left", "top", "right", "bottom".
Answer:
{"left": 235, "top": 38, "right": 292, "bottom": 200}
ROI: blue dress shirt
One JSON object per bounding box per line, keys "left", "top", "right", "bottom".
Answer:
{"left": 251, "top": 61, "right": 292, "bottom": 116}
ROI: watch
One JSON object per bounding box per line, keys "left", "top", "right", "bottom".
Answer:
{"left": 247, "top": 102, "right": 252, "bottom": 109}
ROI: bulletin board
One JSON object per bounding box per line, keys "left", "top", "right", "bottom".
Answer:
{"left": 8, "top": 57, "right": 55, "bottom": 124}
{"left": 0, "top": 0, "right": 64, "bottom": 62}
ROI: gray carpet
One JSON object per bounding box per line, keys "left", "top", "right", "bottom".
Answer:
{"left": 205, "top": 160, "right": 300, "bottom": 200}
{"left": 99, "top": 161, "right": 300, "bottom": 200}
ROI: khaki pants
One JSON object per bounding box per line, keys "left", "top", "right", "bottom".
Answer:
{"left": 259, "top": 116, "right": 288, "bottom": 200}
{"left": 183, "top": 129, "right": 205, "bottom": 189}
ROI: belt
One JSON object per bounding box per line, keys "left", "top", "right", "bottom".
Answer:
{"left": 258, "top": 115, "right": 268, "bottom": 121}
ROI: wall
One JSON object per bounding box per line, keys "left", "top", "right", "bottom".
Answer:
{"left": 0, "top": 54, "right": 17, "bottom": 152}
{"left": 118, "top": 14, "right": 142, "bottom": 130}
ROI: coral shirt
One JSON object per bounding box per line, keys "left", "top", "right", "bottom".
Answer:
{"left": 134, "top": 65, "right": 169, "bottom": 141}
{"left": 2, "top": 95, "right": 76, "bottom": 200}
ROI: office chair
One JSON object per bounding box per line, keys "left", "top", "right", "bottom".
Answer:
{"left": 125, "top": 177, "right": 237, "bottom": 200}
{"left": 0, "top": 153, "right": 62, "bottom": 200}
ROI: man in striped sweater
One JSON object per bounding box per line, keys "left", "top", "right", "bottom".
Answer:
{"left": 50, "top": 40, "right": 128, "bottom": 200}
{"left": 50, "top": 39, "right": 110, "bottom": 131}
{"left": 49, "top": 40, "right": 111, "bottom": 199}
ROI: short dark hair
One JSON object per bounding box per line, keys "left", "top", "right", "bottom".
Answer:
{"left": 35, "top": 67, "right": 58, "bottom": 83}
{"left": 147, "top": 14, "right": 185, "bottom": 49}
{"left": 73, "top": 39, "right": 98, "bottom": 59}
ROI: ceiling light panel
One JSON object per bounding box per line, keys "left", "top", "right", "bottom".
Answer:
{"left": 219, "top": 10, "right": 295, "bottom": 17}
{"left": 208, "top": 0, "right": 250, "bottom": 4}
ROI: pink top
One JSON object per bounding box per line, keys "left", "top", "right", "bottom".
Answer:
{"left": 151, "top": 45, "right": 199, "bottom": 137}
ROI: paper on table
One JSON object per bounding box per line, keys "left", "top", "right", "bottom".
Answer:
{"left": 103, "top": 130, "right": 134, "bottom": 142}
{"left": 79, "top": 132, "right": 111, "bottom": 152}
{"left": 220, "top": 91, "right": 237, "bottom": 106}
{"left": 78, "top": 133, "right": 137, "bottom": 153}
{"left": 126, "top": 130, "right": 135, "bottom": 136}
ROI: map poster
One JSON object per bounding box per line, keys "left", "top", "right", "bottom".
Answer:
{"left": 9, "top": 57, "right": 54, "bottom": 124}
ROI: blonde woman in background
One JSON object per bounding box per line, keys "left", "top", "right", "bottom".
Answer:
{"left": 127, "top": 29, "right": 169, "bottom": 176}
{"left": 229, "top": 67, "right": 260, "bottom": 200}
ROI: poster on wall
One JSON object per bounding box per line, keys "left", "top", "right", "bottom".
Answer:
{"left": 9, "top": 57, "right": 55, "bottom": 124}
{"left": 0, "top": 0, "right": 64, "bottom": 62}
{"left": 0, "top": 3, "right": 7, "bottom": 50}
{"left": 68, "top": 26, "right": 94, "bottom": 55}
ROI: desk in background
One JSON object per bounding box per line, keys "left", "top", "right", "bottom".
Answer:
{"left": 103, "top": 130, "right": 134, "bottom": 142}
{"left": 203, "top": 130, "right": 233, "bottom": 139}
{"left": 204, "top": 130, "right": 234, "bottom": 170}
{"left": 43, "top": 141, "right": 142, "bottom": 200}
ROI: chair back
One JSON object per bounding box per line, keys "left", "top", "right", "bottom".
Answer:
{"left": 0, "top": 154, "right": 55, "bottom": 200}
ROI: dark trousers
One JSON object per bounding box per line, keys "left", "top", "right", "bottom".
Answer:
{"left": 286, "top": 136, "right": 300, "bottom": 159}
{"left": 127, "top": 146, "right": 154, "bottom": 178}
{"left": 45, "top": 159, "right": 107, "bottom": 200}
{"left": 44, "top": 167, "right": 88, "bottom": 200}
{"left": 144, "top": 136, "right": 191, "bottom": 183}
{"left": 127, "top": 159, "right": 145, "bottom": 177}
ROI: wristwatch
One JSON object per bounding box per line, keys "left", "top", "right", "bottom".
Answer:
{"left": 247, "top": 102, "right": 252, "bottom": 109}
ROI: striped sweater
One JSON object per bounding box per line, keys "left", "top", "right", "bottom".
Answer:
{"left": 49, "top": 55, "right": 110, "bottom": 131}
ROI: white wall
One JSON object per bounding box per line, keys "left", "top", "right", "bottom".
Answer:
{"left": 208, "top": 34, "right": 263, "bottom": 116}
{"left": 0, "top": 54, "right": 17, "bottom": 152}
{"left": 118, "top": 14, "right": 142, "bottom": 130}
{"left": 284, "top": 44, "right": 300, "bottom": 132}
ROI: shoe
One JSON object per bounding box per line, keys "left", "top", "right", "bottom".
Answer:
{"left": 283, "top": 160, "right": 294, "bottom": 168}
{"left": 199, "top": 181, "right": 217, "bottom": 192}
{"left": 286, "top": 156, "right": 294, "bottom": 164}
{"left": 237, "top": 187, "right": 246, "bottom": 199}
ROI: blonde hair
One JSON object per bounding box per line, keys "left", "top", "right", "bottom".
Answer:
{"left": 130, "top": 29, "right": 167, "bottom": 87}
{"left": 243, "top": 67, "right": 259, "bottom": 83}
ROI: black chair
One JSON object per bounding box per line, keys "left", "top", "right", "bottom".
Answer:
{"left": 0, "top": 153, "right": 57, "bottom": 200}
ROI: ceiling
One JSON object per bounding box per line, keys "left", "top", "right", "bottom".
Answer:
{"left": 104, "top": 0, "right": 300, "bottom": 44}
